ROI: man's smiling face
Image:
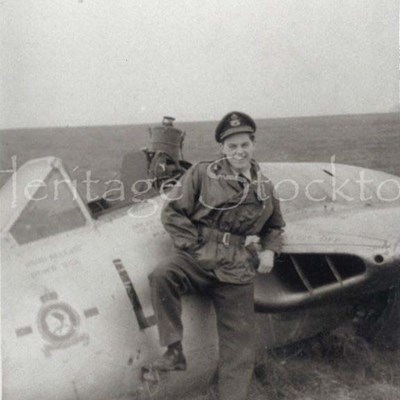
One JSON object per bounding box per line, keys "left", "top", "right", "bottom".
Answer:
{"left": 220, "top": 133, "right": 255, "bottom": 173}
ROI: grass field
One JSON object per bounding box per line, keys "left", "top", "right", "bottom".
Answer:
{"left": 1, "top": 112, "right": 400, "bottom": 399}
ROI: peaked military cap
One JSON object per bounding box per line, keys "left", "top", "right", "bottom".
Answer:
{"left": 162, "top": 116, "right": 175, "bottom": 126}
{"left": 215, "top": 111, "right": 256, "bottom": 143}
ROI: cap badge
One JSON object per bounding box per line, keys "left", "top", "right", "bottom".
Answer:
{"left": 229, "top": 114, "right": 241, "bottom": 127}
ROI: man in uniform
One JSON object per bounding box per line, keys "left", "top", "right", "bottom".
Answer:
{"left": 148, "top": 111, "right": 285, "bottom": 400}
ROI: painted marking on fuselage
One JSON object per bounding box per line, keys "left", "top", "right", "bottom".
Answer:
{"left": 129, "top": 219, "right": 162, "bottom": 234}
{"left": 323, "top": 169, "right": 334, "bottom": 177}
{"left": 28, "top": 257, "right": 82, "bottom": 279}
{"left": 48, "top": 245, "right": 83, "bottom": 261}
{"left": 285, "top": 232, "right": 388, "bottom": 248}
{"left": 83, "top": 307, "right": 99, "bottom": 318}
{"left": 37, "top": 291, "right": 89, "bottom": 357}
{"left": 25, "top": 245, "right": 83, "bottom": 268}
{"left": 40, "top": 289, "right": 59, "bottom": 303}
{"left": 31, "top": 265, "right": 57, "bottom": 279}
{"left": 16, "top": 326, "right": 33, "bottom": 337}
{"left": 112, "top": 258, "right": 156, "bottom": 330}
{"left": 25, "top": 256, "right": 48, "bottom": 268}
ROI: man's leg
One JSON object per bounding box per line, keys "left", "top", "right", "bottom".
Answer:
{"left": 148, "top": 251, "right": 215, "bottom": 369}
{"left": 211, "top": 282, "right": 255, "bottom": 400}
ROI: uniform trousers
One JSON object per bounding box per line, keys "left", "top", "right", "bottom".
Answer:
{"left": 148, "top": 250, "right": 255, "bottom": 400}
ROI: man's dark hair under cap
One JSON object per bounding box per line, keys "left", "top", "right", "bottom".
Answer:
{"left": 215, "top": 111, "right": 256, "bottom": 143}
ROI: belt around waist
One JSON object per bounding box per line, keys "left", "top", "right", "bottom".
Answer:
{"left": 200, "top": 226, "right": 246, "bottom": 246}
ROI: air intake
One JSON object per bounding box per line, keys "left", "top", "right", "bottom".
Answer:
{"left": 274, "top": 253, "right": 366, "bottom": 293}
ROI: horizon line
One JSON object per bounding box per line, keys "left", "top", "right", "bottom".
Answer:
{"left": 1, "top": 110, "right": 398, "bottom": 132}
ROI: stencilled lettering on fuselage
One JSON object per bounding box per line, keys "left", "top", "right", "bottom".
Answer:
{"left": 286, "top": 233, "right": 387, "bottom": 248}
{"left": 25, "top": 256, "right": 48, "bottom": 268}
{"left": 129, "top": 220, "right": 166, "bottom": 241}
{"left": 24, "top": 245, "right": 84, "bottom": 278}
{"left": 129, "top": 219, "right": 162, "bottom": 233}
{"left": 31, "top": 265, "right": 58, "bottom": 279}
{"left": 25, "top": 244, "right": 83, "bottom": 268}
{"left": 29, "top": 259, "right": 83, "bottom": 279}
{"left": 48, "top": 245, "right": 83, "bottom": 261}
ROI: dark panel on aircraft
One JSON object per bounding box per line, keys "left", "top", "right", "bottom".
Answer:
{"left": 113, "top": 259, "right": 156, "bottom": 330}
{"left": 83, "top": 307, "right": 99, "bottom": 318}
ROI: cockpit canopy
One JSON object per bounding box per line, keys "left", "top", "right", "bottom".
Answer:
{"left": 1, "top": 158, "right": 91, "bottom": 245}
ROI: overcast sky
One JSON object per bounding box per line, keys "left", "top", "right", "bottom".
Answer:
{"left": 1, "top": 0, "right": 398, "bottom": 129}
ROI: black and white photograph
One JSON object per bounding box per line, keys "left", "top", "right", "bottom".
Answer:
{"left": 1, "top": 1, "right": 399, "bottom": 399}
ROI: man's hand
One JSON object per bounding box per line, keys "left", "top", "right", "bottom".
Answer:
{"left": 246, "top": 239, "right": 277, "bottom": 274}
{"left": 261, "top": 229, "right": 284, "bottom": 253}
{"left": 258, "top": 249, "right": 275, "bottom": 274}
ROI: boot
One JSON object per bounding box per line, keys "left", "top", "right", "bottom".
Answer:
{"left": 152, "top": 344, "right": 187, "bottom": 371}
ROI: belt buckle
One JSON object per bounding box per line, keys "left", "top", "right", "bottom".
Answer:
{"left": 222, "top": 232, "right": 230, "bottom": 246}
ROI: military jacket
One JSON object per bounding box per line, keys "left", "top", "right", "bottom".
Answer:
{"left": 161, "top": 158, "right": 285, "bottom": 284}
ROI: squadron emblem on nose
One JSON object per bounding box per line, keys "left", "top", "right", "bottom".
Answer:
{"left": 37, "top": 290, "right": 89, "bottom": 357}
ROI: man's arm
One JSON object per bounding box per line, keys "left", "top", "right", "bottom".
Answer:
{"left": 161, "top": 165, "right": 202, "bottom": 251}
